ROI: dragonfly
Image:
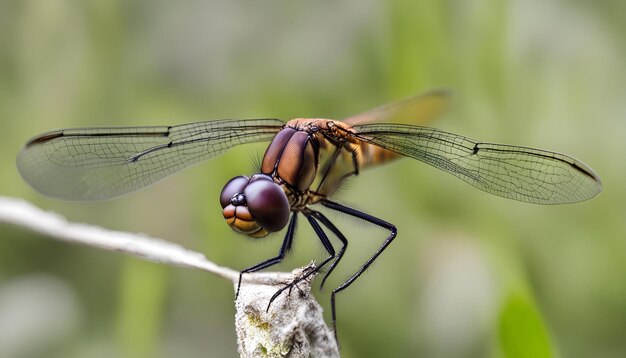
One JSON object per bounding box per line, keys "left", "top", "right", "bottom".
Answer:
{"left": 16, "top": 90, "right": 602, "bottom": 339}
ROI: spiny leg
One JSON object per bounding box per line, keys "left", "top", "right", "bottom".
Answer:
{"left": 236, "top": 214, "right": 298, "bottom": 299}
{"left": 266, "top": 212, "right": 336, "bottom": 312}
{"left": 308, "top": 210, "right": 348, "bottom": 290}
{"left": 321, "top": 199, "right": 397, "bottom": 340}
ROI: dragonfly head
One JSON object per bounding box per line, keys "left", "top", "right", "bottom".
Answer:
{"left": 220, "top": 174, "right": 290, "bottom": 238}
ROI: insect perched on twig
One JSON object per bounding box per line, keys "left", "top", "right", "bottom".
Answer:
{"left": 17, "top": 90, "right": 602, "bottom": 341}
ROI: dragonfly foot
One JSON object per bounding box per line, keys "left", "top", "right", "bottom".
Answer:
{"left": 266, "top": 265, "right": 317, "bottom": 312}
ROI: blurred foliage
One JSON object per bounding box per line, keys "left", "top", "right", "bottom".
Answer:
{"left": 0, "top": 0, "right": 625, "bottom": 357}
{"left": 498, "top": 292, "right": 553, "bottom": 358}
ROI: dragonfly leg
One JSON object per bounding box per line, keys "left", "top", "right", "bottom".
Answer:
{"left": 236, "top": 214, "right": 298, "bottom": 299}
{"left": 266, "top": 212, "right": 336, "bottom": 312}
{"left": 321, "top": 199, "right": 397, "bottom": 340}
{"left": 308, "top": 210, "right": 348, "bottom": 290}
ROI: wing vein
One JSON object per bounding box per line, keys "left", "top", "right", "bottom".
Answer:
{"left": 16, "top": 119, "right": 284, "bottom": 200}
{"left": 352, "top": 123, "right": 601, "bottom": 204}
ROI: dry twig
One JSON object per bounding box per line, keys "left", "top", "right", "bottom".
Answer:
{"left": 0, "top": 196, "right": 339, "bottom": 358}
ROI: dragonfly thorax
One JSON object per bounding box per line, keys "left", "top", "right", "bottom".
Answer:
{"left": 261, "top": 126, "right": 319, "bottom": 193}
{"left": 220, "top": 174, "right": 290, "bottom": 238}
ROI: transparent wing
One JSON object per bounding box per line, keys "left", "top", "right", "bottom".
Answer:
{"left": 351, "top": 123, "right": 602, "bottom": 204}
{"left": 17, "top": 118, "right": 284, "bottom": 200}
{"left": 343, "top": 89, "right": 451, "bottom": 126}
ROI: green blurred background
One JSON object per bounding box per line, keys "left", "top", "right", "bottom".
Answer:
{"left": 0, "top": 1, "right": 624, "bottom": 357}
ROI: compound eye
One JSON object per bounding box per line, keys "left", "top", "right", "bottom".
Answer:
{"left": 244, "top": 179, "right": 290, "bottom": 232}
{"left": 220, "top": 176, "right": 249, "bottom": 208}
{"left": 249, "top": 173, "right": 273, "bottom": 183}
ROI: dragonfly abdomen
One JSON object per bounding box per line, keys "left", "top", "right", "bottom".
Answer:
{"left": 354, "top": 137, "right": 402, "bottom": 169}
